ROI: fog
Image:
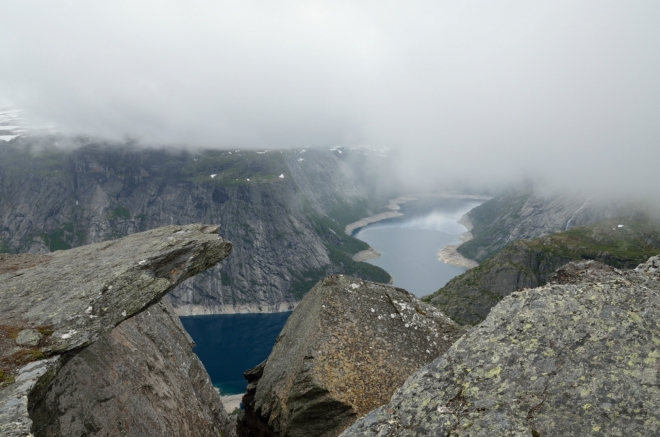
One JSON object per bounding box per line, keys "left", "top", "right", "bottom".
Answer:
{"left": 1, "top": 1, "right": 659, "bottom": 199}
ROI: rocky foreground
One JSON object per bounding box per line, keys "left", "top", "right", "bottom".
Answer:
{"left": 237, "top": 276, "right": 465, "bottom": 437}
{"left": 341, "top": 257, "right": 660, "bottom": 436}
{"left": 0, "top": 224, "right": 234, "bottom": 436}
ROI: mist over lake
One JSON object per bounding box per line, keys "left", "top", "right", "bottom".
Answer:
{"left": 354, "top": 198, "right": 484, "bottom": 297}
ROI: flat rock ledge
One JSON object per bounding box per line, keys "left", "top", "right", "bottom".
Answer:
{"left": 0, "top": 224, "right": 232, "bottom": 437}
{"left": 341, "top": 257, "right": 660, "bottom": 437}
{"left": 237, "top": 275, "right": 465, "bottom": 437}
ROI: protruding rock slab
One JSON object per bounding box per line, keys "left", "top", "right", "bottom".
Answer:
{"left": 341, "top": 257, "right": 660, "bottom": 437}
{"left": 0, "top": 224, "right": 232, "bottom": 437}
{"left": 30, "top": 299, "right": 234, "bottom": 437}
{"left": 237, "top": 275, "right": 464, "bottom": 437}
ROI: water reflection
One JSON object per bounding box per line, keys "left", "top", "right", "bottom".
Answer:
{"left": 354, "top": 199, "right": 482, "bottom": 297}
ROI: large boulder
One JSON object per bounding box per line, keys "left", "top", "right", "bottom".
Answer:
{"left": 30, "top": 298, "right": 234, "bottom": 436}
{"left": 0, "top": 224, "right": 233, "bottom": 436}
{"left": 237, "top": 275, "right": 465, "bottom": 437}
{"left": 342, "top": 257, "right": 660, "bottom": 437}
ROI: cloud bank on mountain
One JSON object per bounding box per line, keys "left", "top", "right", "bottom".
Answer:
{"left": 1, "top": 1, "right": 659, "bottom": 200}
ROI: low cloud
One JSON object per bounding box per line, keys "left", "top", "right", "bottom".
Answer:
{"left": 1, "top": 1, "right": 659, "bottom": 200}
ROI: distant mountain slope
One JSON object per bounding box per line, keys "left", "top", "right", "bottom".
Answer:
{"left": 0, "top": 137, "right": 390, "bottom": 314}
{"left": 456, "top": 186, "right": 619, "bottom": 262}
{"left": 424, "top": 216, "right": 660, "bottom": 325}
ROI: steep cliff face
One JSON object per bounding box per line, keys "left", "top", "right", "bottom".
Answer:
{"left": 425, "top": 217, "right": 660, "bottom": 325}
{"left": 342, "top": 257, "right": 660, "bottom": 437}
{"left": 237, "top": 276, "right": 465, "bottom": 437}
{"left": 457, "top": 187, "right": 619, "bottom": 263}
{"left": 0, "top": 224, "right": 233, "bottom": 436}
{"left": 0, "top": 138, "right": 389, "bottom": 314}
{"left": 30, "top": 299, "right": 233, "bottom": 437}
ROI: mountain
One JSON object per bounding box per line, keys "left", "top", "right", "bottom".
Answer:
{"left": 456, "top": 186, "right": 620, "bottom": 262}
{"left": 424, "top": 215, "right": 660, "bottom": 325}
{"left": 0, "top": 136, "right": 390, "bottom": 314}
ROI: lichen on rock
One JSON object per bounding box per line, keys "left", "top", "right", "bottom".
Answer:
{"left": 0, "top": 224, "right": 233, "bottom": 437}
{"left": 341, "top": 257, "right": 660, "bottom": 437}
{"left": 237, "top": 275, "right": 465, "bottom": 437}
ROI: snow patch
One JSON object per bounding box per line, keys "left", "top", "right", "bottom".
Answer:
{"left": 210, "top": 174, "right": 217, "bottom": 178}
{"left": 61, "top": 330, "right": 77, "bottom": 340}
{"left": 279, "top": 174, "right": 284, "bottom": 178}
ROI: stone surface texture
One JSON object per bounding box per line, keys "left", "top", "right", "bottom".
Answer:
{"left": 30, "top": 299, "right": 234, "bottom": 437}
{"left": 0, "top": 224, "right": 232, "bottom": 437}
{"left": 342, "top": 257, "right": 660, "bottom": 437}
{"left": 427, "top": 218, "right": 660, "bottom": 326}
{"left": 0, "top": 141, "right": 379, "bottom": 315}
{"left": 457, "top": 188, "right": 620, "bottom": 263}
{"left": 237, "top": 275, "right": 465, "bottom": 437}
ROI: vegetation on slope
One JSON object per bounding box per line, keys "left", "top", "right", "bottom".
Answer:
{"left": 424, "top": 215, "right": 660, "bottom": 325}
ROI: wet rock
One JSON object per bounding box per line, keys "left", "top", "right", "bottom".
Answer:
{"left": 0, "top": 224, "right": 232, "bottom": 437}
{"left": 341, "top": 257, "right": 660, "bottom": 437}
{"left": 237, "top": 275, "right": 464, "bottom": 437}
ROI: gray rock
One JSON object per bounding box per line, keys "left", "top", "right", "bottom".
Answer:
{"left": 0, "top": 224, "right": 232, "bottom": 437}
{"left": 427, "top": 218, "right": 660, "bottom": 326}
{"left": 30, "top": 299, "right": 235, "bottom": 437}
{"left": 342, "top": 257, "right": 660, "bottom": 437}
{"left": 457, "top": 188, "right": 623, "bottom": 262}
{"left": 238, "top": 275, "right": 465, "bottom": 437}
{"left": 15, "top": 329, "right": 42, "bottom": 347}
{"left": 0, "top": 141, "right": 379, "bottom": 315}
{"left": 426, "top": 240, "right": 571, "bottom": 325}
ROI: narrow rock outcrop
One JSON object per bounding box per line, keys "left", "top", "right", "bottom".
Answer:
{"left": 342, "top": 256, "right": 660, "bottom": 437}
{"left": 30, "top": 299, "right": 233, "bottom": 436}
{"left": 0, "top": 224, "right": 232, "bottom": 436}
{"left": 237, "top": 275, "right": 465, "bottom": 437}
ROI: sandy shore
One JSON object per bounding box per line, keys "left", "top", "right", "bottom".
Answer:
{"left": 344, "top": 196, "right": 417, "bottom": 235}
{"left": 352, "top": 247, "right": 382, "bottom": 262}
{"left": 220, "top": 394, "right": 243, "bottom": 413}
{"left": 174, "top": 301, "right": 297, "bottom": 316}
{"left": 437, "top": 214, "right": 479, "bottom": 269}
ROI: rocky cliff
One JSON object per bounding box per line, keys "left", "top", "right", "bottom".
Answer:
{"left": 456, "top": 186, "right": 619, "bottom": 263}
{"left": 237, "top": 276, "right": 465, "bottom": 437}
{"left": 425, "top": 216, "right": 660, "bottom": 325}
{"left": 342, "top": 256, "right": 660, "bottom": 436}
{"left": 0, "top": 224, "right": 234, "bottom": 436}
{"left": 0, "top": 138, "right": 389, "bottom": 314}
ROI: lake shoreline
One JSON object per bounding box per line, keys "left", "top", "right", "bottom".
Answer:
{"left": 175, "top": 301, "right": 297, "bottom": 316}
{"left": 436, "top": 213, "right": 479, "bottom": 269}
{"left": 344, "top": 196, "right": 417, "bottom": 236}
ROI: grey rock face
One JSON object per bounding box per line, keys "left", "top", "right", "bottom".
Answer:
{"left": 30, "top": 299, "right": 235, "bottom": 437}
{"left": 457, "top": 188, "right": 617, "bottom": 262}
{"left": 427, "top": 217, "right": 660, "bottom": 326}
{"left": 15, "top": 329, "right": 43, "bottom": 347}
{"left": 342, "top": 257, "right": 660, "bottom": 437}
{"left": 0, "top": 224, "right": 232, "bottom": 437}
{"left": 426, "top": 240, "right": 572, "bottom": 325}
{"left": 238, "top": 276, "right": 465, "bottom": 437}
{"left": 0, "top": 141, "right": 377, "bottom": 314}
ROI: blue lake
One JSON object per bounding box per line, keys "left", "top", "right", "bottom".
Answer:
{"left": 353, "top": 198, "right": 484, "bottom": 297}
{"left": 180, "top": 312, "right": 291, "bottom": 395}
{"left": 181, "top": 197, "right": 483, "bottom": 394}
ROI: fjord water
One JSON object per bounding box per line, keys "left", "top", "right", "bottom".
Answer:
{"left": 181, "top": 197, "right": 482, "bottom": 394}
{"left": 180, "top": 312, "right": 291, "bottom": 395}
{"left": 353, "top": 198, "right": 484, "bottom": 297}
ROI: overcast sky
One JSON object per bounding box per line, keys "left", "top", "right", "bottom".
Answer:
{"left": 1, "top": 1, "right": 659, "bottom": 198}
